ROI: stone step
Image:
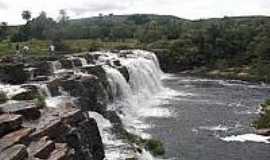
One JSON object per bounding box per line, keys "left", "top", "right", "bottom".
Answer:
{"left": 27, "top": 136, "right": 55, "bottom": 159}
{"left": 0, "top": 102, "right": 41, "bottom": 120}
{"left": 47, "top": 143, "right": 74, "bottom": 160}
{"left": 0, "top": 144, "right": 28, "bottom": 160}
{"left": 0, "top": 114, "right": 23, "bottom": 137}
{"left": 0, "top": 128, "right": 34, "bottom": 152}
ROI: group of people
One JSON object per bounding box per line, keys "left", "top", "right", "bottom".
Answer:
{"left": 15, "top": 44, "right": 55, "bottom": 56}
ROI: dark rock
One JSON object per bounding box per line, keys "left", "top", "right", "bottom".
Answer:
{"left": 0, "top": 128, "right": 34, "bottom": 152}
{"left": 32, "top": 76, "right": 49, "bottom": 82}
{"left": 0, "top": 144, "right": 28, "bottom": 160}
{"left": 0, "top": 63, "right": 29, "bottom": 84}
{"left": 117, "top": 66, "right": 129, "bottom": 82}
{"left": 256, "top": 128, "right": 270, "bottom": 136}
{"left": 113, "top": 60, "right": 121, "bottom": 66}
{"left": 0, "top": 102, "right": 41, "bottom": 120}
{"left": 11, "top": 90, "right": 39, "bottom": 101}
{"left": 27, "top": 136, "right": 55, "bottom": 159}
{"left": 47, "top": 143, "right": 74, "bottom": 160}
{"left": 72, "top": 58, "right": 82, "bottom": 67}
{"left": 32, "top": 61, "right": 53, "bottom": 77}
{"left": 0, "top": 114, "right": 23, "bottom": 137}
{"left": 47, "top": 79, "right": 62, "bottom": 97}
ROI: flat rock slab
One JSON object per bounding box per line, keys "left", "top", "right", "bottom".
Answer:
{"left": 0, "top": 102, "right": 40, "bottom": 120}
{"left": 0, "top": 128, "right": 34, "bottom": 152}
{"left": 0, "top": 114, "right": 23, "bottom": 137}
{"left": 256, "top": 128, "right": 270, "bottom": 136}
{"left": 48, "top": 143, "right": 74, "bottom": 160}
{"left": 0, "top": 144, "right": 28, "bottom": 160}
{"left": 28, "top": 136, "right": 55, "bottom": 159}
{"left": 29, "top": 115, "right": 64, "bottom": 140}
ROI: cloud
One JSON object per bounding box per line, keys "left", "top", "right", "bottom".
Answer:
{"left": 70, "top": 1, "right": 133, "bottom": 16}
{"left": 0, "top": 0, "right": 8, "bottom": 9}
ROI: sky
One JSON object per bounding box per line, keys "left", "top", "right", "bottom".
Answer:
{"left": 0, "top": 0, "right": 270, "bottom": 25}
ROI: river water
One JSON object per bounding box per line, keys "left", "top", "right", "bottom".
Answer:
{"left": 145, "top": 74, "right": 270, "bottom": 160}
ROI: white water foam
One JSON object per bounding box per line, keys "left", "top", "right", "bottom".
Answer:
{"left": 221, "top": 134, "right": 270, "bottom": 144}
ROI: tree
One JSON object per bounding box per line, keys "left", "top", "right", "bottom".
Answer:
{"left": 58, "top": 9, "right": 69, "bottom": 25}
{"left": 0, "top": 22, "right": 8, "bottom": 41}
{"left": 22, "top": 10, "right": 32, "bottom": 22}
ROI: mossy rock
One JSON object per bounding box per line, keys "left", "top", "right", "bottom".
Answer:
{"left": 0, "top": 63, "right": 29, "bottom": 84}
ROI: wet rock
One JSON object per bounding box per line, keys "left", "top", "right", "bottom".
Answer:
{"left": 113, "top": 60, "right": 121, "bottom": 66}
{"left": 0, "top": 102, "right": 41, "bottom": 120}
{"left": 256, "top": 128, "right": 270, "bottom": 136}
{"left": 47, "top": 143, "right": 74, "bottom": 160}
{"left": 27, "top": 136, "right": 55, "bottom": 159}
{"left": 72, "top": 58, "right": 83, "bottom": 67}
{"left": 117, "top": 66, "right": 130, "bottom": 82}
{"left": 0, "top": 114, "right": 23, "bottom": 137}
{"left": 0, "top": 144, "right": 28, "bottom": 160}
{"left": 0, "top": 63, "right": 29, "bottom": 84}
{"left": 0, "top": 128, "right": 34, "bottom": 152}
{"left": 59, "top": 59, "right": 74, "bottom": 69}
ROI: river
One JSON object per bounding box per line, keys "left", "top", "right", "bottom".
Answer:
{"left": 144, "top": 74, "right": 270, "bottom": 160}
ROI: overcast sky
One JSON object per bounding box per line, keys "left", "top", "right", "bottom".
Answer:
{"left": 0, "top": 0, "right": 270, "bottom": 25}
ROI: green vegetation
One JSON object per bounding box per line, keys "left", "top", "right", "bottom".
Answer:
{"left": 34, "top": 95, "right": 46, "bottom": 108}
{"left": 1, "top": 12, "right": 270, "bottom": 82}
{"left": 254, "top": 99, "right": 270, "bottom": 129}
{"left": 0, "top": 92, "right": 7, "bottom": 104}
{"left": 123, "top": 131, "right": 165, "bottom": 157}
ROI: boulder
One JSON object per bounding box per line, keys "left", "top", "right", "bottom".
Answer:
{"left": 0, "top": 63, "right": 29, "bottom": 84}
{"left": 0, "top": 144, "right": 28, "bottom": 160}
{"left": 0, "top": 114, "right": 23, "bottom": 137}
{"left": 0, "top": 102, "right": 41, "bottom": 120}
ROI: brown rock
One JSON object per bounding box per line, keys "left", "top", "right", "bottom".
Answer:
{"left": 27, "top": 136, "right": 55, "bottom": 159}
{"left": 0, "top": 114, "right": 23, "bottom": 137}
{"left": 0, "top": 144, "right": 28, "bottom": 160}
{"left": 256, "top": 128, "right": 270, "bottom": 136}
{"left": 0, "top": 128, "right": 34, "bottom": 152}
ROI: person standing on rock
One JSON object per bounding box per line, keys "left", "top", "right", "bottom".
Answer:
{"left": 49, "top": 44, "right": 55, "bottom": 56}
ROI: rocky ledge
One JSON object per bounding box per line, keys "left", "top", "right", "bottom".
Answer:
{"left": 0, "top": 101, "right": 104, "bottom": 160}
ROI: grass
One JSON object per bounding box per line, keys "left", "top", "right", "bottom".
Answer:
{"left": 0, "top": 39, "right": 142, "bottom": 57}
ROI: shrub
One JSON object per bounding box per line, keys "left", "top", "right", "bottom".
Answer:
{"left": 144, "top": 139, "right": 165, "bottom": 156}
{"left": 34, "top": 95, "right": 46, "bottom": 108}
